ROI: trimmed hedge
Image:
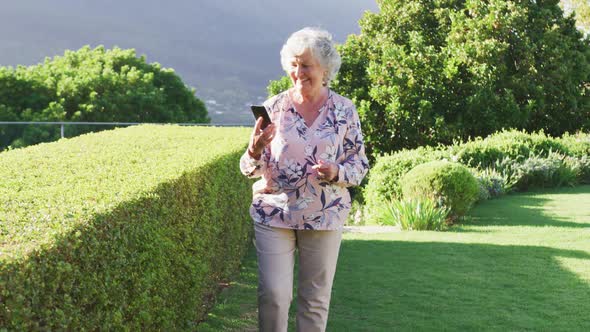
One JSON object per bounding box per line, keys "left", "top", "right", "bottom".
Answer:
{"left": 401, "top": 161, "right": 479, "bottom": 220}
{"left": 364, "top": 130, "right": 590, "bottom": 224}
{"left": 0, "top": 125, "right": 251, "bottom": 330}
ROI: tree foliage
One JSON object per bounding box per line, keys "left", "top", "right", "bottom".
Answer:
{"left": 561, "top": 0, "right": 590, "bottom": 33}
{"left": 0, "top": 46, "right": 209, "bottom": 149}
{"left": 330, "top": 0, "right": 590, "bottom": 157}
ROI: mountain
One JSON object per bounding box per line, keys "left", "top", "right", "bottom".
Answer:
{"left": 0, "top": 0, "right": 378, "bottom": 124}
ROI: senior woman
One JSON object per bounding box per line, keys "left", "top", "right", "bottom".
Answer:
{"left": 240, "top": 27, "right": 369, "bottom": 332}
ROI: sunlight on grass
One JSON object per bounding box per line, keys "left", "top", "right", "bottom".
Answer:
{"left": 555, "top": 257, "right": 590, "bottom": 283}
{"left": 198, "top": 185, "right": 590, "bottom": 331}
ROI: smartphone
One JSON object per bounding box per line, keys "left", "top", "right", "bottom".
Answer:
{"left": 251, "top": 105, "right": 272, "bottom": 129}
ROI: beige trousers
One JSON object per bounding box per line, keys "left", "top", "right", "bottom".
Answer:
{"left": 254, "top": 222, "right": 343, "bottom": 332}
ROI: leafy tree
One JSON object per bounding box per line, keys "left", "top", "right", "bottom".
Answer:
{"left": 561, "top": 0, "right": 590, "bottom": 33}
{"left": 267, "top": 75, "right": 292, "bottom": 97}
{"left": 315, "top": 0, "right": 589, "bottom": 157}
{"left": 0, "top": 46, "right": 209, "bottom": 149}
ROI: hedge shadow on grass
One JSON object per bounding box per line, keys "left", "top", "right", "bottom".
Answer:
{"left": 467, "top": 185, "right": 590, "bottom": 229}
{"left": 1, "top": 150, "right": 253, "bottom": 330}
{"left": 195, "top": 244, "right": 259, "bottom": 332}
{"left": 331, "top": 240, "right": 590, "bottom": 331}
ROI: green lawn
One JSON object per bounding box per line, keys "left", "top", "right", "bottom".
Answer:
{"left": 197, "top": 185, "right": 590, "bottom": 331}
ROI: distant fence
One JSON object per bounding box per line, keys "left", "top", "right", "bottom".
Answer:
{"left": 0, "top": 121, "right": 247, "bottom": 139}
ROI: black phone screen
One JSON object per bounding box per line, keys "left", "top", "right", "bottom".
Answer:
{"left": 251, "top": 105, "right": 271, "bottom": 129}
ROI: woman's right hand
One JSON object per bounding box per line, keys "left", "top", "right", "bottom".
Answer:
{"left": 248, "top": 117, "right": 276, "bottom": 159}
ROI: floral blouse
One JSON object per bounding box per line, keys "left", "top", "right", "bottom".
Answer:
{"left": 240, "top": 89, "right": 369, "bottom": 230}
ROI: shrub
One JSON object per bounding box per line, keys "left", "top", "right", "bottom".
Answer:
{"left": 447, "top": 130, "right": 571, "bottom": 168}
{"left": 0, "top": 125, "right": 252, "bottom": 330}
{"left": 565, "top": 155, "right": 590, "bottom": 184}
{"left": 475, "top": 177, "right": 492, "bottom": 201}
{"left": 486, "top": 156, "right": 527, "bottom": 192}
{"left": 401, "top": 161, "right": 480, "bottom": 221}
{"left": 514, "top": 152, "right": 579, "bottom": 190}
{"left": 267, "top": 75, "right": 292, "bottom": 97}
{"left": 558, "top": 131, "right": 590, "bottom": 157}
{"left": 386, "top": 198, "right": 449, "bottom": 231}
{"left": 0, "top": 46, "right": 209, "bottom": 150}
{"left": 473, "top": 151, "right": 588, "bottom": 193}
{"left": 363, "top": 130, "right": 589, "bottom": 224}
{"left": 329, "top": 0, "right": 590, "bottom": 156}
{"left": 473, "top": 168, "right": 508, "bottom": 201}
{"left": 363, "top": 146, "right": 443, "bottom": 224}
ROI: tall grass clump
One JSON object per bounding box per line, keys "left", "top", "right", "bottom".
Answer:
{"left": 386, "top": 199, "right": 449, "bottom": 231}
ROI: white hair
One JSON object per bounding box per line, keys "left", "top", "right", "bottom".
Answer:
{"left": 280, "top": 27, "right": 342, "bottom": 86}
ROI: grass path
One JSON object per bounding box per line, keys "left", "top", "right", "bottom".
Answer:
{"left": 197, "top": 185, "right": 590, "bottom": 331}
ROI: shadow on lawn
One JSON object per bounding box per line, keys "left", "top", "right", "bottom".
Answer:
{"left": 331, "top": 240, "right": 590, "bottom": 331}
{"left": 195, "top": 245, "right": 259, "bottom": 332}
{"left": 466, "top": 185, "right": 590, "bottom": 228}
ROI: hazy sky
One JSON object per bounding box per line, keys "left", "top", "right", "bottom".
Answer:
{"left": 0, "top": 1, "right": 379, "bottom": 123}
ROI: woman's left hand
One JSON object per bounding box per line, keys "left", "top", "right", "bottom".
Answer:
{"left": 312, "top": 160, "right": 338, "bottom": 182}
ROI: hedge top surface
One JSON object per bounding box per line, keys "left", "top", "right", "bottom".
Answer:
{"left": 0, "top": 125, "right": 250, "bottom": 262}
{"left": 401, "top": 160, "right": 475, "bottom": 191}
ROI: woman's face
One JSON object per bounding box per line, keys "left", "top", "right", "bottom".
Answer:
{"left": 287, "top": 49, "right": 326, "bottom": 98}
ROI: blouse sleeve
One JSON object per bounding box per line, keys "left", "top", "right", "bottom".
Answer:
{"left": 239, "top": 147, "right": 269, "bottom": 179}
{"left": 333, "top": 106, "right": 369, "bottom": 187}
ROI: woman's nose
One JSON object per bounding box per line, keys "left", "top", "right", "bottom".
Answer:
{"left": 294, "top": 65, "right": 303, "bottom": 77}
